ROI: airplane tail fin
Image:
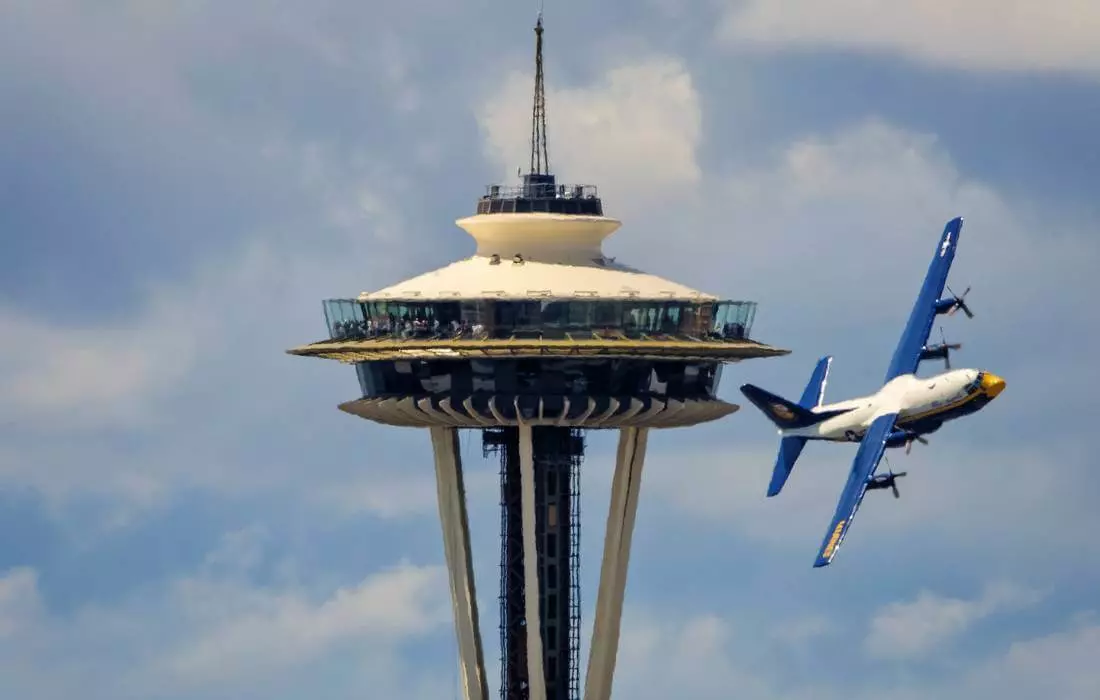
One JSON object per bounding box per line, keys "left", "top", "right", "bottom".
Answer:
{"left": 798, "top": 355, "right": 832, "bottom": 409}
{"left": 740, "top": 356, "right": 835, "bottom": 497}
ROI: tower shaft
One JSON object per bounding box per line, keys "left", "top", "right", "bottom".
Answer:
{"left": 488, "top": 426, "right": 583, "bottom": 700}
{"left": 431, "top": 427, "right": 489, "bottom": 700}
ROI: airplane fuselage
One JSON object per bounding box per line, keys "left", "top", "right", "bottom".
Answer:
{"left": 783, "top": 368, "right": 1006, "bottom": 444}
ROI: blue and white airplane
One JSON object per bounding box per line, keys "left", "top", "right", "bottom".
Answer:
{"left": 739, "top": 217, "right": 1006, "bottom": 568}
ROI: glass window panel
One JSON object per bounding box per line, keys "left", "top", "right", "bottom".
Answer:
{"left": 517, "top": 302, "right": 540, "bottom": 331}
{"left": 680, "top": 306, "right": 696, "bottom": 334}
{"left": 568, "top": 302, "right": 591, "bottom": 328}
{"left": 662, "top": 304, "right": 681, "bottom": 333}
{"left": 541, "top": 301, "right": 565, "bottom": 327}
{"left": 335, "top": 301, "right": 350, "bottom": 337}
{"left": 593, "top": 301, "right": 620, "bottom": 328}
{"left": 622, "top": 304, "right": 639, "bottom": 333}
{"left": 323, "top": 301, "right": 336, "bottom": 337}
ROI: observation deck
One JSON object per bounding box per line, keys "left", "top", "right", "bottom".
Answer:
{"left": 290, "top": 297, "right": 784, "bottom": 363}
{"left": 476, "top": 173, "right": 603, "bottom": 216}
{"left": 288, "top": 297, "right": 787, "bottom": 429}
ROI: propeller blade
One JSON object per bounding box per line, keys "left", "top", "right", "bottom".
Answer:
{"left": 891, "top": 482, "right": 900, "bottom": 498}
{"left": 946, "top": 285, "right": 974, "bottom": 318}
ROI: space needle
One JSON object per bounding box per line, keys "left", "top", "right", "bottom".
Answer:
{"left": 288, "top": 15, "right": 788, "bottom": 700}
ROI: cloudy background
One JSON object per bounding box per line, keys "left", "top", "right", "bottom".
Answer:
{"left": 1, "top": 1, "right": 1098, "bottom": 698}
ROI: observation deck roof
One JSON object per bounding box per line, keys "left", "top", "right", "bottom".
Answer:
{"left": 361, "top": 255, "right": 714, "bottom": 302}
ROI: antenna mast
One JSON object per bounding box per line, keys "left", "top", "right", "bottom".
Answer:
{"left": 530, "top": 12, "right": 550, "bottom": 175}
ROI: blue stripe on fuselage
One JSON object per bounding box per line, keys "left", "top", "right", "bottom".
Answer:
{"left": 897, "top": 390, "right": 992, "bottom": 434}
{"left": 823, "top": 387, "right": 990, "bottom": 443}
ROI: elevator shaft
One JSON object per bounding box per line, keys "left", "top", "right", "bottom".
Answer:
{"left": 486, "top": 426, "right": 583, "bottom": 700}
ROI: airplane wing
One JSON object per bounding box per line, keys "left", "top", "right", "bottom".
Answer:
{"left": 882, "top": 217, "right": 964, "bottom": 383}
{"left": 813, "top": 412, "right": 896, "bottom": 568}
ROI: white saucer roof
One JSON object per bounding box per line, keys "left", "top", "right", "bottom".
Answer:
{"left": 358, "top": 212, "right": 717, "bottom": 302}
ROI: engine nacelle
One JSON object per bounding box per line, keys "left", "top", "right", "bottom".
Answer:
{"left": 933, "top": 297, "right": 957, "bottom": 314}
{"left": 885, "top": 429, "right": 920, "bottom": 448}
{"left": 920, "top": 344, "right": 949, "bottom": 361}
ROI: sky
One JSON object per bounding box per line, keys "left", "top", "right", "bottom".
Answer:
{"left": 1, "top": 1, "right": 1098, "bottom": 698}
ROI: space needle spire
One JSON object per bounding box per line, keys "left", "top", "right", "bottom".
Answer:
{"left": 530, "top": 12, "right": 549, "bottom": 176}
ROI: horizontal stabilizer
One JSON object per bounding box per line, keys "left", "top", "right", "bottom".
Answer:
{"left": 768, "top": 436, "right": 807, "bottom": 497}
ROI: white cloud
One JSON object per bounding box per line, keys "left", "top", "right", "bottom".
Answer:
{"left": 606, "top": 602, "right": 1100, "bottom": 700}
{"left": 0, "top": 568, "right": 42, "bottom": 638}
{"left": 310, "top": 465, "right": 499, "bottom": 520}
{"left": 865, "top": 583, "right": 1043, "bottom": 659}
{"left": 0, "top": 289, "right": 208, "bottom": 429}
{"left": 161, "top": 561, "right": 449, "bottom": 684}
{"left": 719, "top": 1, "right": 1100, "bottom": 76}
{"left": 0, "top": 534, "right": 452, "bottom": 699}
{"left": 478, "top": 56, "right": 1099, "bottom": 340}
{"left": 476, "top": 55, "right": 703, "bottom": 205}
{"left": 679, "top": 118, "right": 1096, "bottom": 323}
{"left": 612, "top": 608, "right": 776, "bottom": 700}
{"left": 967, "top": 623, "right": 1100, "bottom": 700}
{"left": 0, "top": 145, "right": 429, "bottom": 510}
{"left": 770, "top": 614, "right": 832, "bottom": 647}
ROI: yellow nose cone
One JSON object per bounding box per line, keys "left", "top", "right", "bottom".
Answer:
{"left": 981, "top": 372, "right": 1006, "bottom": 397}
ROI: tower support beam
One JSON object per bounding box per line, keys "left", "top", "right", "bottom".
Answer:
{"left": 583, "top": 427, "right": 650, "bottom": 700}
{"left": 518, "top": 423, "right": 549, "bottom": 700}
{"left": 430, "top": 426, "right": 489, "bottom": 700}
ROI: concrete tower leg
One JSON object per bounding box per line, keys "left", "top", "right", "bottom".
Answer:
{"left": 429, "top": 426, "right": 489, "bottom": 700}
{"left": 518, "top": 423, "right": 549, "bottom": 700}
{"left": 583, "top": 427, "right": 650, "bottom": 700}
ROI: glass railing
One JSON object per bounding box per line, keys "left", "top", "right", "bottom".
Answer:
{"left": 321, "top": 298, "right": 757, "bottom": 343}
